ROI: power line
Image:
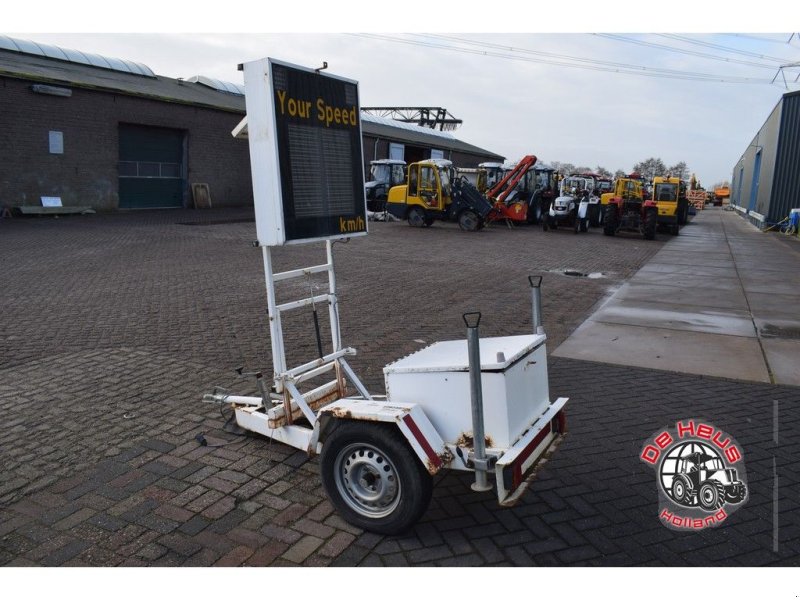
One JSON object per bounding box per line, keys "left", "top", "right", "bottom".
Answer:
{"left": 349, "top": 33, "right": 772, "bottom": 85}
{"left": 595, "top": 33, "right": 782, "bottom": 70}
{"left": 726, "top": 33, "right": 799, "bottom": 46}
{"left": 658, "top": 33, "right": 794, "bottom": 63}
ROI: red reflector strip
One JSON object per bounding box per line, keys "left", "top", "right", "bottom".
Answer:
{"left": 512, "top": 423, "right": 552, "bottom": 489}
{"left": 402, "top": 414, "right": 442, "bottom": 469}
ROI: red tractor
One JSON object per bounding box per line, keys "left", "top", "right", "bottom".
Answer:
{"left": 602, "top": 173, "right": 659, "bottom": 240}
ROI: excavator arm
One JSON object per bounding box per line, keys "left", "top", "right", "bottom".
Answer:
{"left": 486, "top": 155, "right": 538, "bottom": 203}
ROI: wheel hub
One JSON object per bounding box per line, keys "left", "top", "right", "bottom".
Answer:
{"left": 336, "top": 443, "right": 401, "bottom": 518}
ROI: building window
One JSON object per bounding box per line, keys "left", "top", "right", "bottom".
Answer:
{"left": 49, "top": 131, "right": 64, "bottom": 154}
{"left": 118, "top": 161, "right": 182, "bottom": 178}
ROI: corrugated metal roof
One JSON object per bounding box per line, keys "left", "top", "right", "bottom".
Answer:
{"left": 0, "top": 35, "right": 155, "bottom": 77}
{"left": 186, "top": 75, "right": 245, "bottom": 96}
{"left": 0, "top": 42, "right": 503, "bottom": 159}
{"left": 0, "top": 49, "right": 244, "bottom": 112}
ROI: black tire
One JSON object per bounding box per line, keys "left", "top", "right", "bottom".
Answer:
{"left": 527, "top": 198, "right": 541, "bottom": 224}
{"left": 604, "top": 205, "right": 617, "bottom": 236}
{"left": 595, "top": 204, "right": 604, "bottom": 227}
{"left": 407, "top": 206, "right": 425, "bottom": 227}
{"left": 678, "top": 200, "right": 688, "bottom": 225}
{"left": 458, "top": 209, "right": 480, "bottom": 232}
{"left": 671, "top": 476, "right": 691, "bottom": 506}
{"left": 698, "top": 480, "right": 726, "bottom": 511}
{"left": 671, "top": 222, "right": 680, "bottom": 236}
{"left": 422, "top": 217, "right": 434, "bottom": 228}
{"left": 320, "top": 421, "right": 433, "bottom": 536}
{"left": 643, "top": 208, "right": 657, "bottom": 240}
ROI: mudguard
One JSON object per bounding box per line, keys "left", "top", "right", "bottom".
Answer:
{"left": 318, "top": 399, "right": 452, "bottom": 475}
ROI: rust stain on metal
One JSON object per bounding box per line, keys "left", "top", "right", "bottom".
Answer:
{"left": 425, "top": 448, "right": 454, "bottom": 475}
{"left": 330, "top": 407, "right": 353, "bottom": 420}
{"left": 455, "top": 432, "right": 494, "bottom": 449}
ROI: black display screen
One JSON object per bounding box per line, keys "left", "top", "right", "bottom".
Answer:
{"left": 271, "top": 62, "right": 366, "bottom": 242}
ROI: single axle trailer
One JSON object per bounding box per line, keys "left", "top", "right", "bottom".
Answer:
{"left": 204, "top": 57, "right": 569, "bottom": 535}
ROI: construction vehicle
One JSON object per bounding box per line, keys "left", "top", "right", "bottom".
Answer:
{"left": 364, "top": 159, "right": 406, "bottom": 212}
{"left": 522, "top": 165, "right": 558, "bottom": 225}
{"left": 596, "top": 177, "right": 613, "bottom": 197}
{"left": 670, "top": 451, "right": 747, "bottom": 510}
{"left": 599, "top": 173, "right": 644, "bottom": 209}
{"left": 386, "top": 158, "right": 494, "bottom": 231}
{"left": 476, "top": 162, "right": 508, "bottom": 193}
{"left": 602, "top": 173, "right": 659, "bottom": 240}
{"left": 713, "top": 185, "right": 731, "bottom": 206}
{"left": 484, "top": 155, "right": 538, "bottom": 224}
{"left": 543, "top": 173, "right": 593, "bottom": 233}
{"left": 652, "top": 175, "right": 687, "bottom": 235}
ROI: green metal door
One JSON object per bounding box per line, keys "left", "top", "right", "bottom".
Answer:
{"left": 118, "top": 124, "right": 185, "bottom": 209}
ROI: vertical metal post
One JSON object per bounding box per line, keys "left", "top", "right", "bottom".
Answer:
{"left": 262, "top": 245, "right": 286, "bottom": 391}
{"left": 464, "top": 312, "right": 492, "bottom": 492}
{"left": 325, "top": 240, "right": 341, "bottom": 352}
{"left": 528, "top": 275, "right": 544, "bottom": 335}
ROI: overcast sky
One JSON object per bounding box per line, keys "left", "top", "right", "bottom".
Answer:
{"left": 7, "top": 3, "right": 800, "bottom": 187}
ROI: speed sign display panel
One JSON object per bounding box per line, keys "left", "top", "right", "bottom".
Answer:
{"left": 242, "top": 58, "right": 367, "bottom": 246}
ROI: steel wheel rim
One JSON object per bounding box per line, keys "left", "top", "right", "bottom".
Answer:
{"left": 334, "top": 442, "right": 401, "bottom": 518}
{"left": 701, "top": 486, "right": 715, "bottom": 505}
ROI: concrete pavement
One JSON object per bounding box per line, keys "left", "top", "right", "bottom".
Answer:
{"left": 554, "top": 208, "right": 800, "bottom": 386}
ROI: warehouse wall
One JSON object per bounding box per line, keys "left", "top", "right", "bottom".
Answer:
{"left": 771, "top": 93, "right": 800, "bottom": 223}
{"left": 731, "top": 98, "right": 782, "bottom": 226}
{"left": 0, "top": 76, "right": 252, "bottom": 210}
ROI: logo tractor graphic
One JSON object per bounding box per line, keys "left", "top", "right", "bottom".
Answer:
{"left": 659, "top": 442, "right": 747, "bottom": 511}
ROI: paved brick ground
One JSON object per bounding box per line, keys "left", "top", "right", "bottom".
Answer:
{"left": 0, "top": 208, "right": 797, "bottom": 566}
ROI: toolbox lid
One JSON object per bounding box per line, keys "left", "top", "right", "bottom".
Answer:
{"left": 384, "top": 334, "right": 546, "bottom": 374}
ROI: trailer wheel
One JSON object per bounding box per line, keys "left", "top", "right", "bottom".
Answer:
{"left": 458, "top": 209, "right": 480, "bottom": 232}
{"left": 320, "top": 421, "right": 432, "bottom": 535}
{"left": 408, "top": 207, "right": 426, "bottom": 227}
{"left": 698, "top": 481, "right": 725, "bottom": 511}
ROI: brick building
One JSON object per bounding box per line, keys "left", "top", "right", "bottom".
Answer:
{"left": 0, "top": 36, "right": 503, "bottom": 212}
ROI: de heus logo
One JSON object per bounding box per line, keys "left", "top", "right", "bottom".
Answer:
{"left": 640, "top": 420, "right": 748, "bottom": 530}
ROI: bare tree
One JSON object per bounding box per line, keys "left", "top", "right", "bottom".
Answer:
{"left": 668, "top": 161, "right": 688, "bottom": 179}
{"left": 633, "top": 158, "right": 667, "bottom": 181}
{"left": 595, "top": 166, "right": 613, "bottom": 178}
